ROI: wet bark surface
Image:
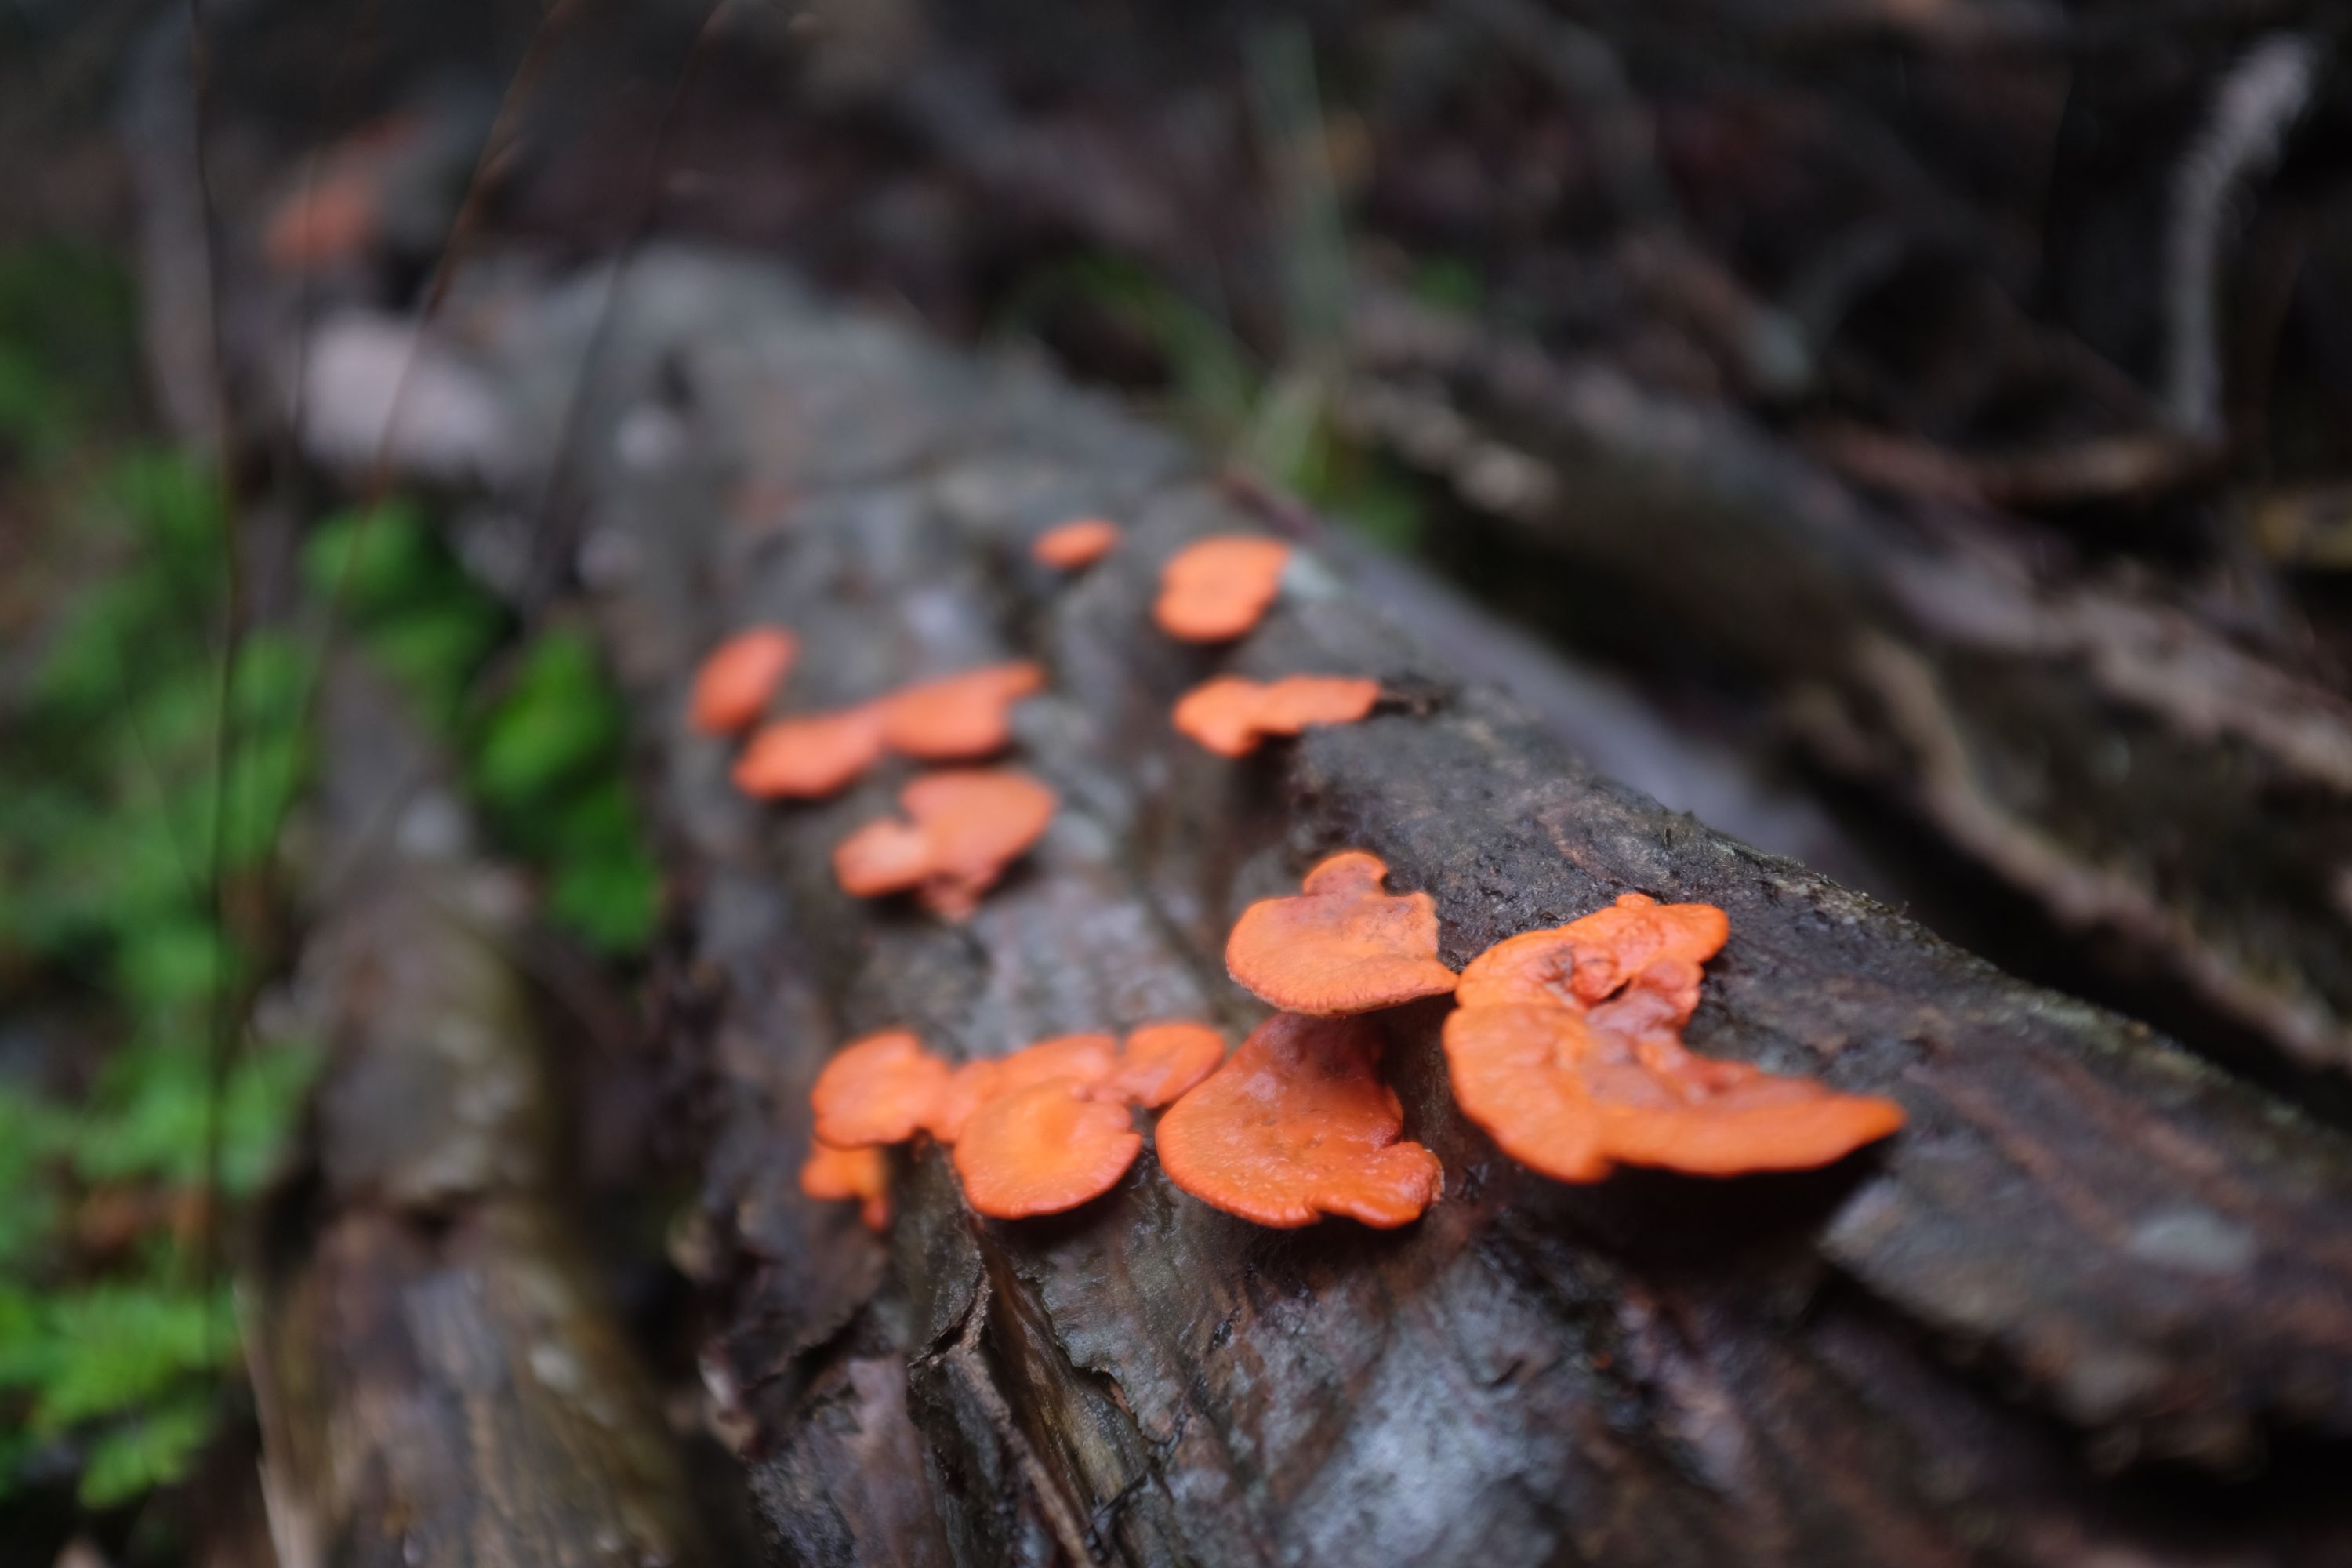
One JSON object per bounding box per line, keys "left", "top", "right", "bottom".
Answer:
{"left": 349, "top": 248, "right": 2352, "bottom": 1565}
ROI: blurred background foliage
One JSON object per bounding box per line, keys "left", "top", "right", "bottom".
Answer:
{"left": 0, "top": 238, "right": 658, "bottom": 1523}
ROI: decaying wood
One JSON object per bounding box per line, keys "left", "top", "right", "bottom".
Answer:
{"left": 1340, "top": 290, "right": 2352, "bottom": 1083}
{"left": 242, "top": 664, "right": 710, "bottom": 1568}
{"left": 305, "top": 249, "right": 2352, "bottom": 1564}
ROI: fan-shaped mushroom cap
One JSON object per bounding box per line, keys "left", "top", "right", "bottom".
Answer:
{"left": 1112, "top": 1022, "right": 1227, "bottom": 1107}
{"left": 879, "top": 662, "right": 1045, "bottom": 760}
{"left": 800, "top": 1139, "right": 891, "bottom": 1230}
{"left": 832, "top": 769, "right": 1058, "bottom": 919}
{"left": 1226, "top": 851, "right": 1458, "bottom": 1016}
{"left": 733, "top": 705, "right": 887, "bottom": 799}
{"left": 953, "top": 1078, "right": 1144, "bottom": 1218}
{"left": 811, "top": 1029, "right": 952, "bottom": 1148}
{"left": 691, "top": 627, "right": 799, "bottom": 734}
{"left": 1033, "top": 517, "right": 1122, "bottom": 569}
{"left": 1443, "top": 1004, "right": 1904, "bottom": 1181}
{"left": 1154, "top": 536, "right": 1291, "bottom": 641}
{"left": 1172, "top": 674, "right": 1381, "bottom": 757}
{"left": 923, "top": 1033, "right": 1120, "bottom": 1142}
{"left": 1455, "top": 892, "right": 1729, "bottom": 1023}
{"left": 1156, "top": 1013, "right": 1443, "bottom": 1228}
{"left": 833, "top": 819, "right": 936, "bottom": 900}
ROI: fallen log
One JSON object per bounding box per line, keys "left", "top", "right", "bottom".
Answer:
{"left": 1339, "top": 290, "right": 2352, "bottom": 1085}
{"left": 292, "top": 248, "right": 2352, "bottom": 1564}
{"left": 241, "top": 662, "right": 711, "bottom": 1568}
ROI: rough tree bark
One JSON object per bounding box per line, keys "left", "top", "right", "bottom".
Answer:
{"left": 303, "top": 248, "right": 2352, "bottom": 1566}
{"left": 1338, "top": 290, "right": 2352, "bottom": 1084}
{"left": 242, "top": 663, "right": 711, "bottom": 1568}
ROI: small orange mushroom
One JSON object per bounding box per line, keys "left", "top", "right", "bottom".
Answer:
{"left": 878, "top": 662, "right": 1045, "bottom": 760}
{"left": 732, "top": 705, "right": 887, "bottom": 799}
{"left": 811, "top": 1029, "right": 953, "bottom": 1148}
{"left": 1154, "top": 535, "right": 1291, "bottom": 641}
{"left": 1112, "top": 1022, "right": 1227, "bottom": 1107}
{"left": 1172, "top": 674, "right": 1382, "bottom": 757}
{"left": 1226, "top": 851, "right": 1458, "bottom": 1016}
{"left": 800, "top": 1139, "right": 892, "bottom": 1231}
{"left": 1157, "top": 1012, "right": 1442, "bottom": 1228}
{"left": 1442, "top": 1004, "right": 1904, "bottom": 1181}
{"left": 691, "top": 626, "right": 799, "bottom": 734}
{"left": 1454, "top": 892, "right": 1729, "bottom": 1030}
{"left": 953, "top": 1078, "right": 1144, "bottom": 1218}
{"left": 923, "top": 1032, "right": 1120, "bottom": 1142}
{"left": 1033, "top": 517, "right": 1122, "bottom": 569}
{"left": 833, "top": 769, "right": 1058, "bottom": 919}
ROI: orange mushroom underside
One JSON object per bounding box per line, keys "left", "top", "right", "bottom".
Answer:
{"left": 1226, "top": 851, "right": 1458, "bottom": 1016}
{"left": 1033, "top": 517, "right": 1122, "bottom": 569}
{"left": 691, "top": 626, "right": 799, "bottom": 734}
{"left": 1173, "top": 674, "right": 1381, "bottom": 757}
{"left": 1156, "top": 1012, "right": 1442, "bottom": 1229}
{"left": 1154, "top": 535, "right": 1290, "bottom": 642}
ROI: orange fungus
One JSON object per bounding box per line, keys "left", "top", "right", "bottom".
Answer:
{"left": 1173, "top": 674, "right": 1381, "bottom": 757}
{"left": 833, "top": 769, "right": 1058, "bottom": 919}
{"left": 953, "top": 1078, "right": 1144, "bottom": 1218}
{"left": 691, "top": 627, "right": 798, "bottom": 734}
{"left": 879, "top": 662, "right": 1045, "bottom": 760}
{"left": 800, "top": 1139, "right": 891, "bottom": 1231}
{"left": 1443, "top": 1004, "right": 1904, "bottom": 1181}
{"left": 1156, "top": 1012, "right": 1442, "bottom": 1228}
{"left": 1226, "top": 851, "right": 1458, "bottom": 1016}
{"left": 811, "top": 1029, "right": 952, "bottom": 1148}
{"left": 1033, "top": 517, "right": 1122, "bottom": 569}
{"left": 1443, "top": 893, "right": 1902, "bottom": 1182}
{"left": 1112, "top": 1022, "right": 1226, "bottom": 1107}
{"left": 1154, "top": 535, "right": 1290, "bottom": 642}
{"left": 732, "top": 705, "right": 887, "bottom": 800}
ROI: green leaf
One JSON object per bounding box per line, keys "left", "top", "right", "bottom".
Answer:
{"left": 302, "top": 501, "right": 441, "bottom": 622}
{"left": 77, "top": 1395, "right": 214, "bottom": 1508}
{"left": 546, "top": 842, "right": 660, "bottom": 956}
{"left": 24, "top": 1285, "right": 224, "bottom": 1432}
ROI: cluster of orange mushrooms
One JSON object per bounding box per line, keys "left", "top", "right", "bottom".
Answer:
{"left": 691, "top": 518, "right": 1906, "bottom": 1232}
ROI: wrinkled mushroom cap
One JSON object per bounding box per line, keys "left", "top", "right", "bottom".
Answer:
{"left": 1033, "top": 517, "right": 1122, "bottom": 569}
{"left": 800, "top": 1139, "right": 891, "bottom": 1230}
{"left": 1443, "top": 1004, "right": 1904, "bottom": 1181}
{"left": 1154, "top": 535, "right": 1290, "bottom": 642}
{"left": 691, "top": 627, "right": 798, "bottom": 734}
{"left": 734, "top": 705, "right": 887, "bottom": 799}
{"left": 1226, "top": 851, "right": 1458, "bottom": 1016}
{"left": 811, "top": 1029, "right": 952, "bottom": 1147}
{"left": 1173, "top": 674, "right": 1381, "bottom": 758}
{"left": 880, "top": 662, "right": 1045, "bottom": 760}
{"left": 1156, "top": 1013, "right": 1443, "bottom": 1228}
{"left": 1455, "top": 893, "right": 1729, "bottom": 1017}
{"left": 1112, "top": 1022, "right": 1227, "bottom": 1107}
{"left": 953, "top": 1078, "right": 1143, "bottom": 1218}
